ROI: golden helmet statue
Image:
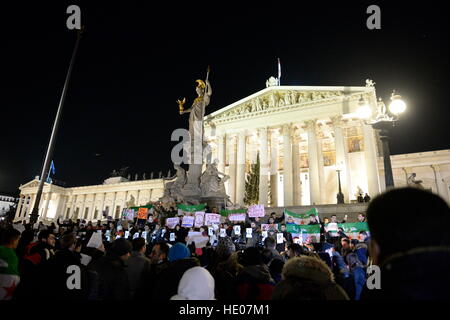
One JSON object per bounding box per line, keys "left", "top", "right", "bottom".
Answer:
{"left": 196, "top": 79, "right": 206, "bottom": 89}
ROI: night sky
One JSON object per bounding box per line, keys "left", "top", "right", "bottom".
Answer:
{"left": 2, "top": 1, "right": 449, "bottom": 194}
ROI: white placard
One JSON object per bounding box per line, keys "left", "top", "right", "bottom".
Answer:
{"left": 125, "top": 231, "right": 130, "bottom": 238}
{"left": 246, "top": 228, "right": 253, "bottom": 238}
{"left": 133, "top": 232, "right": 140, "bottom": 239}
{"left": 233, "top": 225, "right": 241, "bottom": 236}
{"left": 262, "top": 231, "right": 268, "bottom": 240}
{"left": 220, "top": 228, "right": 226, "bottom": 237}
{"left": 208, "top": 227, "right": 214, "bottom": 236}
{"left": 106, "top": 235, "right": 111, "bottom": 242}
{"left": 141, "top": 231, "right": 147, "bottom": 239}
{"left": 170, "top": 232, "right": 175, "bottom": 242}
{"left": 80, "top": 253, "right": 92, "bottom": 266}
{"left": 276, "top": 233, "right": 284, "bottom": 244}
{"left": 97, "top": 230, "right": 102, "bottom": 234}
{"left": 212, "top": 223, "right": 219, "bottom": 231}
{"left": 86, "top": 232, "right": 103, "bottom": 249}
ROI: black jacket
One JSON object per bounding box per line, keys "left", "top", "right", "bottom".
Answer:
{"left": 91, "top": 253, "right": 131, "bottom": 300}
{"left": 151, "top": 257, "right": 200, "bottom": 300}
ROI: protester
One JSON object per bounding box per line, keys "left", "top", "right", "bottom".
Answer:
{"left": 0, "top": 228, "right": 21, "bottom": 300}
{"left": 171, "top": 266, "right": 215, "bottom": 300}
{"left": 91, "top": 238, "right": 132, "bottom": 300}
{"left": 362, "top": 187, "right": 450, "bottom": 300}
{"left": 272, "top": 256, "right": 349, "bottom": 300}
{"left": 127, "top": 238, "right": 151, "bottom": 298}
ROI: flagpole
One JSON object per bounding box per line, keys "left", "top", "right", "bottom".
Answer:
{"left": 29, "top": 29, "right": 83, "bottom": 225}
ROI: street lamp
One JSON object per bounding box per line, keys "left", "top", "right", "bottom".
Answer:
{"left": 335, "top": 161, "right": 345, "bottom": 204}
{"left": 357, "top": 91, "right": 407, "bottom": 189}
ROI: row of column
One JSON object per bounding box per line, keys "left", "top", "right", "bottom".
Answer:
{"left": 215, "top": 117, "right": 381, "bottom": 207}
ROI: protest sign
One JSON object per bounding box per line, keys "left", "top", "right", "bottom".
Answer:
{"left": 182, "top": 216, "right": 195, "bottom": 228}
{"left": 220, "top": 229, "right": 226, "bottom": 237}
{"left": 170, "top": 233, "right": 175, "bottom": 242}
{"left": 261, "top": 224, "right": 278, "bottom": 233}
{"left": 187, "top": 235, "right": 210, "bottom": 248}
{"left": 137, "top": 208, "right": 149, "bottom": 220}
{"left": 325, "top": 222, "right": 339, "bottom": 237}
{"left": 212, "top": 223, "right": 219, "bottom": 231}
{"left": 247, "top": 204, "right": 265, "bottom": 218}
{"left": 133, "top": 232, "right": 140, "bottom": 239}
{"left": 122, "top": 208, "right": 135, "bottom": 221}
{"left": 125, "top": 231, "right": 130, "bottom": 238}
{"left": 187, "top": 231, "right": 202, "bottom": 239}
{"left": 80, "top": 253, "right": 92, "bottom": 266}
{"left": 276, "top": 233, "right": 284, "bottom": 244}
{"left": 285, "top": 208, "right": 319, "bottom": 225}
{"left": 194, "top": 211, "right": 205, "bottom": 227}
{"left": 166, "top": 217, "right": 180, "bottom": 229}
{"left": 246, "top": 228, "right": 253, "bottom": 238}
{"left": 208, "top": 227, "right": 214, "bottom": 236}
{"left": 233, "top": 225, "right": 241, "bottom": 236}
{"left": 141, "top": 231, "right": 147, "bottom": 241}
{"left": 86, "top": 232, "right": 102, "bottom": 249}
{"left": 262, "top": 231, "right": 268, "bottom": 240}
{"left": 205, "top": 213, "right": 221, "bottom": 226}
{"left": 228, "top": 213, "right": 246, "bottom": 222}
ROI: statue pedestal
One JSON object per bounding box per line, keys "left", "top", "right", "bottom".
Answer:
{"left": 201, "top": 196, "right": 226, "bottom": 211}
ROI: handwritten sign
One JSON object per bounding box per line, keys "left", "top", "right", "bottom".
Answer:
{"left": 166, "top": 217, "right": 180, "bottom": 229}
{"left": 248, "top": 204, "right": 265, "bottom": 218}
{"left": 194, "top": 211, "right": 205, "bottom": 228}
{"left": 205, "top": 213, "right": 221, "bottom": 226}
{"left": 228, "top": 213, "right": 246, "bottom": 222}
{"left": 137, "top": 208, "right": 149, "bottom": 220}
{"left": 182, "top": 216, "right": 195, "bottom": 228}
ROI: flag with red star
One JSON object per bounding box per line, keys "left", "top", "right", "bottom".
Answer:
{"left": 0, "top": 246, "right": 20, "bottom": 300}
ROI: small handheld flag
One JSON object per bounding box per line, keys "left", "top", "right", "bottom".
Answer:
{"left": 50, "top": 160, "right": 56, "bottom": 175}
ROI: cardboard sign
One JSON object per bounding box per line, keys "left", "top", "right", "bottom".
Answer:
{"left": 276, "top": 233, "right": 284, "bottom": 244}
{"left": 194, "top": 211, "right": 205, "bottom": 228}
{"left": 137, "top": 208, "right": 149, "bottom": 220}
{"left": 182, "top": 216, "right": 195, "bottom": 228}
{"left": 205, "top": 213, "right": 221, "bottom": 226}
{"left": 233, "top": 225, "right": 241, "bottom": 236}
{"left": 86, "top": 232, "right": 103, "bottom": 249}
{"left": 229, "top": 213, "right": 246, "bottom": 222}
{"left": 166, "top": 217, "right": 180, "bottom": 229}
{"left": 248, "top": 204, "right": 265, "bottom": 218}
{"left": 220, "top": 228, "right": 226, "bottom": 237}
{"left": 170, "top": 233, "right": 175, "bottom": 242}
{"left": 208, "top": 227, "right": 214, "bottom": 236}
{"left": 246, "top": 228, "right": 253, "bottom": 238}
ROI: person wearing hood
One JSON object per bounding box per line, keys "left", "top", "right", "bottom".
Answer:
{"left": 272, "top": 255, "right": 349, "bottom": 300}
{"left": 91, "top": 238, "right": 132, "bottom": 300}
{"left": 236, "top": 247, "right": 275, "bottom": 300}
{"left": 151, "top": 242, "right": 200, "bottom": 300}
{"left": 171, "top": 266, "right": 215, "bottom": 300}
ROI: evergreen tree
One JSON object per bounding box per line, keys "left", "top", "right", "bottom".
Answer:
{"left": 244, "top": 153, "right": 260, "bottom": 205}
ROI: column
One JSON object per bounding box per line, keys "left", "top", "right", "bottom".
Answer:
{"left": 331, "top": 116, "right": 351, "bottom": 203}
{"left": 236, "top": 130, "right": 247, "bottom": 206}
{"left": 16, "top": 195, "right": 23, "bottom": 219}
{"left": 91, "top": 193, "right": 98, "bottom": 221}
{"left": 69, "top": 195, "right": 76, "bottom": 219}
{"left": 431, "top": 165, "right": 449, "bottom": 201}
{"left": 20, "top": 196, "right": 28, "bottom": 218}
{"left": 217, "top": 134, "right": 226, "bottom": 174}
{"left": 111, "top": 192, "right": 117, "bottom": 218}
{"left": 26, "top": 194, "right": 36, "bottom": 218}
{"left": 305, "top": 120, "right": 321, "bottom": 205}
{"left": 258, "top": 127, "right": 269, "bottom": 206}
{"left": 292, "top": 128, "right": 302, "bottom": 206}
{"left": 362, "top": 122, "right": 381, "bottom": 197}
{"left": 101, "top": 193, "right": 106, "bottom": 218}
{"left": 43, "top": 192, "right": 52, "bottom": 219}
{"left": 228, "top": 134, "right": 237, "bottom": 204}
{"left": 282, "top": 124, "right": 294, "bottom": 206}
{"left": 270, "top": 128, "right": 279, "bottom": 206}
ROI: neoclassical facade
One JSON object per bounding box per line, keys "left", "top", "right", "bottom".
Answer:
{"left": 14, "top": 83, "right": 450, "bottom": 222}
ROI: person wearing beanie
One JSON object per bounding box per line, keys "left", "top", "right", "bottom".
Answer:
{"left": 91, "top": 238, "right": 132, "bottom": 300}
{"left": 171, "top": 266, "right": 215, "bottom": 300}
{"left": 168, "top": 243, "right": 191, "bottom": 262}
{"left": 150, "top": 243, "right": 200, "bottom": 300}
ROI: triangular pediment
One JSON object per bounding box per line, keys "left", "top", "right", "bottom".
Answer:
{"left": 20, "top": 179, "right": 46, "bottom": 190}
{"left": 205, "top": 85, "right": 372, "bottom": 124}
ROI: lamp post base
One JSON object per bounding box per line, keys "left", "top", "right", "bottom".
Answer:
{"left": 336, "top": 193, "right": 345, "bottom": 204}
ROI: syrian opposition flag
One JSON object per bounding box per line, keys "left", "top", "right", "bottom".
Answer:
{"left": 284, "top": 208, "right": 319, "bottom": 225}
{"left": 0, "top": 247, "right": 20, "bottom": 300}
{"left": 337, "top": 222, "right": 370, "bottom": 240}
{"left": 286, "top": 224, "right": 321, "bottom": 244}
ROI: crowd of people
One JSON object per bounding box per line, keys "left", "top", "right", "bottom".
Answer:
{"left": 0, "top": 187, "right": 449, "bottom": 300}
